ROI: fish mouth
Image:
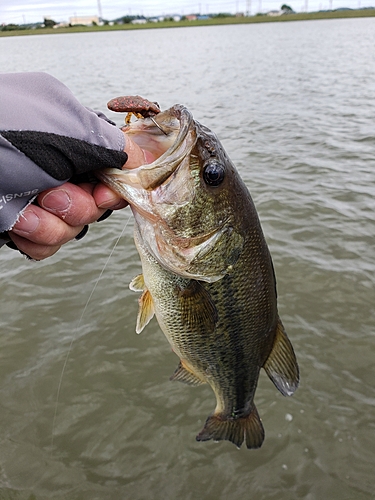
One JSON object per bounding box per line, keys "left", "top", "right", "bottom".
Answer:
{"left": 97, "top": 104, "right": 195, "bottom": 197}
{"left": 98, "top": 103, "right": 242, "bottom": 282}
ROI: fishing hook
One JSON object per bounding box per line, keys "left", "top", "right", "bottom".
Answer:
{"left": 150, "top": 116, "right": 168, "bottom": 135}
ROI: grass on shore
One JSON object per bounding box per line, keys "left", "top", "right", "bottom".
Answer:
{"left": 1, "top": 9, "right": 375, "bottom": 37}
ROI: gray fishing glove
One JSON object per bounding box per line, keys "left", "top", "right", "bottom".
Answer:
{"left": 0, "top": 72, "right": 127, "bottom": 247}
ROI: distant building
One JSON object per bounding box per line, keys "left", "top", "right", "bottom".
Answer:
{"left": 153, "top": 15, "right": 182, "bottom": 21}
{"left": 69, "top": 15, "right": 99, "bottom": 25}
{"left": 186, "top": 15, "right": 197, "bottom": 20}
{"left": 267, "top": 10, "right": 283, "bottom": 15}
{"left": 131, "top": 18, "right": 147, "bottom": 24}
{"left": 54, "top": 22, "right": 69, "bottom": 28}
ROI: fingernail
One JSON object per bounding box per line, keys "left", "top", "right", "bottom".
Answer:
{"left": 97, "top": 209, "right": 113, "bottom": 222}
{"left": 97, "top": 197, "right": 124, "bottom": 209}
{"left": 6, "top": 240, "right": 18, "bottom": 250}
{"left": 13, "top": 210, "right": 40, "bottom": 236}
{"left": 40, "top": 189, "right": 72, "bottom": 213}
{"left": 6, "top": 239, "right": 32, "bottom": 259}
{"left": 75, "top": 225, "right": 89, "bottom": 241}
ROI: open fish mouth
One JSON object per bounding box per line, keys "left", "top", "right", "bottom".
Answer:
{"left": 98, "top": 102, "right": 244, "bottom": 282}
{"left": 99, "top": 104, "right": 195, "bottom": 193}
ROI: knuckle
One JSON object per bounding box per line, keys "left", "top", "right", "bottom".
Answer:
{"left": 31, "top": 245, "right": 60, "bottom": 260}
{"left": 39, "top": 222, "right": 82, "bottom": 247}
{"left": 41, "top": 225, "right": 68, "bottom": 246}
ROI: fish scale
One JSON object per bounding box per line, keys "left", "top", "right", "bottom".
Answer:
{"left": 98, "top": 100, "right": 299, "bottom": 449}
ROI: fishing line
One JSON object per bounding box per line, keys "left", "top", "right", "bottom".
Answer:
{"left": 50, "top": 213, "right": 132, "bottom": 452}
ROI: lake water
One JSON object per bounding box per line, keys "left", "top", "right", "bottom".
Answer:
{"left": 0, "top": 18, "right": 375, "bottom": 499}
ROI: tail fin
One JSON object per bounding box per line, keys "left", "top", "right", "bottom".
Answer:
{"left": 196, "top": 405, "right": 264, "bottom": 449}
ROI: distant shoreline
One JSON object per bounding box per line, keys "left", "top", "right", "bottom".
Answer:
{"left": 1, "top": 9, "right": 374, "bottom": 37}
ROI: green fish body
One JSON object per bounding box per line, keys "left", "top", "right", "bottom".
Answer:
{"left": 98, "top": 103, "right": 299, "bottom": 448}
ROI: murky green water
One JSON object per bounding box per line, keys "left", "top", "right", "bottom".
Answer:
{"left": 0, "top": 19, "right": 374, "bottom": 499}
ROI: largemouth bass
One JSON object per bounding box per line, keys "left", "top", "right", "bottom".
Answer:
{"left": 98, "top": 101, "right": 299, "bottom": 449}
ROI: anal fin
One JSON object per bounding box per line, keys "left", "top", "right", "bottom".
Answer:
{"left": 263, "top": 317, "right": 299, "bottom": 396}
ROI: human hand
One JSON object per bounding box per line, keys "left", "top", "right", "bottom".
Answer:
{"left": 8, "top": 135, "right": 151, "bottom": 260}
{"left": 8, "top": 182, "right": 125, "bottom": 260}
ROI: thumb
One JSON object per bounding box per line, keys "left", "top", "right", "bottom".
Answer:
{"left": 123, "top": 135, "right": 155, "bottom": 169}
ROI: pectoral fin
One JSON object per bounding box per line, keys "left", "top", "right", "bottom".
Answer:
{"left": 177, "top": 280, "right": 218, "bottom": 332}
{"left": 263, "top": 317, "right": 299, "bottom": 396}
{"left": 170, "top": 360, "right": 205, "bottom": 386}
{"left": 129, "top": 274, "right": 155, "bottom": 334}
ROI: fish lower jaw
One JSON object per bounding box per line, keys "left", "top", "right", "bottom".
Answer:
{"left": 155, "top": 256, "right": 225, "bottom": 283}
{"left": 152, "top": 229, "right": 233, "bottom": 283}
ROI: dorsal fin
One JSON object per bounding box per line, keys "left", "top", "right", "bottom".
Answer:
{"left": 263, "top": 317, "right": 299, "bottom": 396}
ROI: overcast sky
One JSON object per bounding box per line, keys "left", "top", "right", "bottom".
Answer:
{"left": 0, "top": 0, "right": 373, "bottom": 24}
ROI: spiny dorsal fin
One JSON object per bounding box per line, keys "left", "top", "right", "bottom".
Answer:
{"left": 196, "top": 404, "right": 265, "bottom": 449}
{"left": 136, "top": 289, "right": 155, "bottom": 334}
{"left": 263, "top": 317, "right": 299, "bottom": 396}
{"left": 170, "top": 360, "right": 205, "bottom": 386}
{"left": 129, "top": 274, "right": 145, "bottom": 292}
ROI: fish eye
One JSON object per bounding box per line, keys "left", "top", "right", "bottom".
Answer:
{"left": 203, "top": 161, "right": 225, "bottom": 187}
